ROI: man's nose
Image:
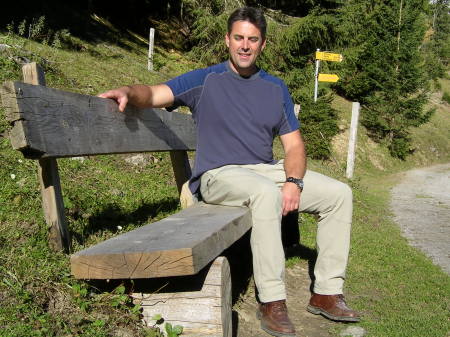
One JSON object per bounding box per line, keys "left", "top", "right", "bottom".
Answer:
{"left": 242, "top": 39, "right": 249, "bottom": 50}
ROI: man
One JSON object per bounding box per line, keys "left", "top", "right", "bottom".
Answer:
{"left": 99, "top": 7, "right": 360, "bottom": 337}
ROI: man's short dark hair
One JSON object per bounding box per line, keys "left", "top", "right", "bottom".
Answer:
{"left": 227, "top": 7, "right": 267, "bottom": 40}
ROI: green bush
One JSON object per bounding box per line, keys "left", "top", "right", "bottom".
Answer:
{"left": 299, "top": 95, "right": 339, "bottom": 159}
{"left": 442, "top": 91, "right": 450, "bottom": 104}
{"left": 6, "top": 16, "right": 72, "bottom": 49}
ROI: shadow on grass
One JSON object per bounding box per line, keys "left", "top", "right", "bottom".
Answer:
{"left": 71, "top": 197, "right": 179, "bottom": 246}
{"left": 284, "top": 243, "right": 318, "bottom": 293}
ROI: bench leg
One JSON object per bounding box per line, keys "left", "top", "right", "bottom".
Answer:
{"left": 133, "top": 256, "right": 232, "bottom": 337}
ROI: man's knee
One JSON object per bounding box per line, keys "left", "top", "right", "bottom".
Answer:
{"left": 325, "top": 180, "right": 353, "bottom": 220}
{"left": 335, "top": 181, "right": 352, "bottom": 203}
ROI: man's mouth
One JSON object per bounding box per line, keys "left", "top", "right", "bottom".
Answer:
{"left": 238, "top": 53, "right": 251, "bottom": 60}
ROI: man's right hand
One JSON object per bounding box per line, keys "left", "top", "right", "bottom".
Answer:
{"left": 98, "top": 86, "right": 131, "bottom": 112}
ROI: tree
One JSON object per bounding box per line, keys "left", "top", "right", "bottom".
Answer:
{"left": 424, "top": 0, "right": 450, "bottom": 79}
{"left": 337, "top": 0, "right": 434, "bottom": 158}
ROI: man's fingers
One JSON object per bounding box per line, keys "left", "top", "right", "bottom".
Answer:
{"left": 282, "top": 200, "right": 299, "bottom": 216}
{"left": 97, "top": 90, "right": 128, "bottom": 112}
{"left": 97, "top": 90, "right": 117, "bottom": 99}
{"left": 118, "top": 97, "right": 128, "bottom": 112}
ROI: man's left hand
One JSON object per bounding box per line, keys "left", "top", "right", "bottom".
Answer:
{"left": 281, "top": 182, "right": 301, "bottom": 216}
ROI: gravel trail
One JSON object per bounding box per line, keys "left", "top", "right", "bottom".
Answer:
{"left": 390, "top": 163, "right": 450, "bottom": 274}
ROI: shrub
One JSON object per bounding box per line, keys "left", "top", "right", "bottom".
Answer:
{"left": 442, "top": 91, "right": 450, "bottom": 104}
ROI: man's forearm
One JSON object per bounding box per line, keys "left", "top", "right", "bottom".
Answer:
{"left": 98, "top": 84, "right": 174, "bottom": 111}
{"left": 124, "top": 84, "right": 153, "bottom": 108}
{"left": 284, "top": 140, "right": 306, "bottom": 179}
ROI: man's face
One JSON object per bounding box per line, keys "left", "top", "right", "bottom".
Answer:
{"left": 226, "top": 20, "right": 266, "bottom": 77}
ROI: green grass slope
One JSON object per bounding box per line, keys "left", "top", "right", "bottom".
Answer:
{"left": 1, "top": 21, "right": 449, "bottom": 337}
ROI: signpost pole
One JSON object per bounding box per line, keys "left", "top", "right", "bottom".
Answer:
{"left": 314, "top": 49, "right": 320, "bottom": 102}
{"left": 346, "top": 102, "right": 360, "bottom": 179}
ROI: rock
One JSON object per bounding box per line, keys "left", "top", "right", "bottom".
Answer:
{"left": 0, "top": 44, "right": 11, "bottom": 52}
{"left": 124, "top": 154, "right": 158, "bottom": 166}
{"left": 340, "top": 326, "right": 366, "bottom": 337}
{"left": 110, "top": 188, "right": 124, "bottom": 197}
{"left": 112, "top": 327, "right": 134, "bottom": 337}
{"left": 16, "top": 178, "right": 26, "bottom": 187}
{"left": 71, "top": 156, "right": 86, "bottom": 162}
{"left": 125, "top": 154, "right": 145, "bottom": 166}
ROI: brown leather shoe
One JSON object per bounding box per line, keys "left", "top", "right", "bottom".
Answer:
{"left": 307, "top": 293, "right": 360, "bottom": 322}
{"left": 257, "top": 300, "right": 296, "bottom": 337}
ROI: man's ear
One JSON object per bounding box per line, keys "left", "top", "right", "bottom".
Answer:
{"left": 261, "top": 38, "right": 266, "bottom": 51}
{"left": 225, "top": 33, "right": 230, "bottom": 48}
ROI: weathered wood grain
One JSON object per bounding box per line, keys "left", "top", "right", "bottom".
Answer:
{"left": 71, "top": 203, "right": 251, "bottom": 279}
{"left": 22, "top": 62, "right": 71, "bottom": 253}
{"left": 134, "top": 256, "right": 232, "bottom": 337}
{"left": 0, "top": 81, "right": 21, "bottom": 122}
{"left": 1, "top": 81, "right": 196, "bottom": 158}
{"left": 170, "top": 150, "right": 192, "bottom": 194}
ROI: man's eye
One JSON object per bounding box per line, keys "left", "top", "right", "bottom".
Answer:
{"left": 250, "top": 38, "right": 259, "bottom": 42}
{"left": 234, "top": 36, "right": 243, "bottom": 41}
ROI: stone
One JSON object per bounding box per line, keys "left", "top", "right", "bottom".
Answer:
{"left": 340, "top": 326, "right": 366, "bottom": 337}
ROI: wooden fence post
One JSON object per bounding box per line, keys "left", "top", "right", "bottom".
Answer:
{"left": 22, "top": 62, "right": 71, "bottom": 252}
{"left": 346, "top": 102, "right": 360, "bottom": 179}
{"left": 148, "top": 28, "right": 155, "bottom": 71}
{"left": 170, "top": 150, "right": 192, "bottom": 194}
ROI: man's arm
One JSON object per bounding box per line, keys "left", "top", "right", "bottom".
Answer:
{"left": 98, "top": 84, "right": 174, "bottom": 112}
{"left": 279, "top": 129, "right": 307, "bottom": 216}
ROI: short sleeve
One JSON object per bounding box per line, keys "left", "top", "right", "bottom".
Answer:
{"left": 165, "top": 68, "right": 208, "bottom": 110}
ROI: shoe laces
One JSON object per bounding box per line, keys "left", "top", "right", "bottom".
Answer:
{"left": 271, "top": 301, "right": 288, "bottom": 313}
{"left": 337, "top": 294, "right": 345, "bottom": 301}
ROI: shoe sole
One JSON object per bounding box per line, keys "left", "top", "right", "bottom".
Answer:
{"left": 306, "top": 304, "right": 361, "bottom": 322}
{"left": 256, "top": 310, "right": 297, "bottom": 337}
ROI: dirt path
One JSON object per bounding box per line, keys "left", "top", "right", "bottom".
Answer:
{"left": 230, "top": 237, "right": 358, "bottom": 337}
{"left": 234, "top": 260, "right": 339, "bottom": 337}
{"left": 390, "top": 163, "right": 450, "bottom": 274}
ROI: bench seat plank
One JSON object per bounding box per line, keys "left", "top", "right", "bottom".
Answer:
{"left": 71, "top": 203, "right": 251, "bottom": 279}
{"left": 1, "top": 81, "right": 196, "bottom": 159}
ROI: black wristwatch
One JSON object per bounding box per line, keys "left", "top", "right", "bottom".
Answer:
{"left": 286, "top": 177, "right": 304, "bottom": 191}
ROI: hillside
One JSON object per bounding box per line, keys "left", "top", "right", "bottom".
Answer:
{"left": 1, "top": 16, "right": 450, "bottom": 337}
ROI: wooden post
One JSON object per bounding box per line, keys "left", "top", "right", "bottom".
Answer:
{"left": 148, "top": 27, "right": 155, "bottom": 71}
{"left": 294, "top": 104, "right": 301, "bottom": 119}
{"left": 22, "top": 62, "right": 71, "bottom": 252}
{"left": 170, "top": 150, "right": 196, "bottom": 209}
{"left": 133, "top": 256, "right": 232, "bottom": 337}
{"left": 170, "top": 150, "right": 192, "bottom": 194}
{"left": 346, "top": 102, "right": 360, "bottom": 179}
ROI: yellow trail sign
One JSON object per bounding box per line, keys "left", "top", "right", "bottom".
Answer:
{"left": 318, "top": 73, "right": 339, "bottom": 82}
{"left": 316, "top": 51, "right": 343, "bottom": 62}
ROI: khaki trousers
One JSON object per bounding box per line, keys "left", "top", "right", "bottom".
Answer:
{"left": 200, "top": 161, "right": 352, "bottom": 303}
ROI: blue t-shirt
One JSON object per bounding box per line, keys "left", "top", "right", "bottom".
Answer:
{"left": 165, "top": 61, "right": 299, "bottom": 193}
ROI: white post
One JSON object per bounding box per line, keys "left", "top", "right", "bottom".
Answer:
{"left": 148, "top": 28, "right": 155, "bottom": 71}
{"left": 314, "top": 48, "right": 320, "bottom": 102}
{"left": 346, "top": 102, "right": 360, "bottom": 179}
{"left": 294, "top": 104, "right": 301, "bottom": 119}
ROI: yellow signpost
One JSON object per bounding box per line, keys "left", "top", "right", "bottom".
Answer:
{"left": 315, "top": 51, "right": 343, "bottom": 62}
{"left": 314, "top": 50, "right": 343, "bottom": 101}
{"left": 318, "top": 73, "right": 340, "bottom": 82}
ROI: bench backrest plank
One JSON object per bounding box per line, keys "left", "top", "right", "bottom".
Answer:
{"left": 1, "top": 81, "right": 196, "bottom": 159}
{"left": 71, "top": 203, "right": 252, "bottom": 279}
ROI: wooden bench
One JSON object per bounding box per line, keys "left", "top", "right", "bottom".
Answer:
{"left": 1, "top": 63, "right": 299, "bottom": 337}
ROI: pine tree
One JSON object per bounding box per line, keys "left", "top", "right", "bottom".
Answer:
{"left": 337, "top": 0, "right": 434, "bottom": 158}
{"left": 424, "top": 0, "right": 450, "bottom": 79}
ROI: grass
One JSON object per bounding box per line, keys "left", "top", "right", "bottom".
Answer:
{"left": 1, "top": 18, "right": 450, "bottom": 337}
